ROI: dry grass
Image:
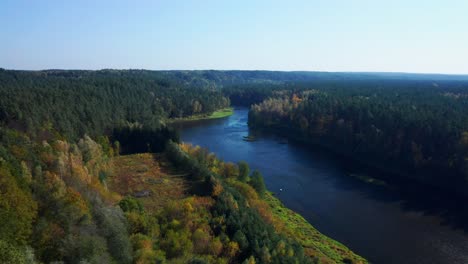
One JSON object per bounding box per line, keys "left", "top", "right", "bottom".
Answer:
{"left": 109, "top": 153, "right": 189, "bottom": 211}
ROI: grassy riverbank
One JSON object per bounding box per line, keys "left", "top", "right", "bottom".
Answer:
{"left": 170, "top": 107, "right": 234, "bottom": 122}
{"left": 171, "top": 142, "right": 367, "bottom": 263}
{"left": 265, "top": 192, "right": 367, "bottom": 263}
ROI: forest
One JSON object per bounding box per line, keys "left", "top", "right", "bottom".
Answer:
{"left": 0, "top": 69, "right": 368, "bottom": 263}
{"left": 0, "top": 69, "right": 232, "bottom": 139}
{"left": 247, "top": 80, "right": 468, "bottom": 196}
{"left": 2, "top": 68, "right": 468, "bottom": 263}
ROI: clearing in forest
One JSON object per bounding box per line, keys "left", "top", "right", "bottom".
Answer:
{"left": 109, "top": 153, "right": 189, "bottom": 211}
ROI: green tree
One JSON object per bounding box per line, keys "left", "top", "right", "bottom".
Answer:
{"left": 0, "top": 240, "right": 35, "bottom": 264}
{"left": 0, "top": 167, "right": 37, "bottom": 246}
{"left": 161, "top": 229, "right": 193, "bottom": 258}
{"left": 119, "top": 196, "right": 144, "bottom": 213}
{"left": 249, "top": 170, "right": 266, "bottom": 197}
{"left": 238, "top": 161, "right": 250, "bottom": 182}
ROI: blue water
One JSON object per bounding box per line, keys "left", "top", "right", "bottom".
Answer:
{"left": 174, "top": 108, "right": 468, "bottom": 264}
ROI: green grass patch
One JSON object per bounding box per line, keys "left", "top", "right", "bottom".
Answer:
{"left": 170, "top": 107, "right": 234, "bottom": 122}
{"left": 265, "top": 192, "right": 367, "bottom": 264}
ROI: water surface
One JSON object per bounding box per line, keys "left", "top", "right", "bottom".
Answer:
{"left": 173, "top": 108, "right": 468, "bottom": 264}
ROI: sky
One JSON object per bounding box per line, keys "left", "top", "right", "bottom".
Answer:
{"left": 1, "top": 0, "right": 467, "bottom": 74}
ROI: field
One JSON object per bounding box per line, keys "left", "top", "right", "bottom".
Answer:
{"left": 108, "top": 153, "right": 189, "bottom": 211}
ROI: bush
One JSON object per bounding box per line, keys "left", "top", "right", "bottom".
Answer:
{"left": 119, "top": 196, "right": 144, "bottom": 213}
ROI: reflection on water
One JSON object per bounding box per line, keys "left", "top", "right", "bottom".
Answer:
{"left": 173, "top": 107, "right": 468, "bottom": 264}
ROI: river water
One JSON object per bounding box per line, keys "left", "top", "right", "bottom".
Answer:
{"left": 173, "top": 108, "right": 468, "bottom": 264}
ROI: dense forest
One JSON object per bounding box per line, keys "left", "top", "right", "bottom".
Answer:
{"left": 247, "top": 80, "right": 468, "bottom": 196}
{"left": 0, "top": 69, "right": 369, "bottom": 263}
{"left": 2, "top": 68, "right": 468, "bottom": 263}
{"left": 0, "top": 69, "right": 230, "bottom": 140}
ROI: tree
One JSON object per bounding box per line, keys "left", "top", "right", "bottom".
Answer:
{"left": 0, "top": 167, "right": 37, "bottom": 246}
{"left": 160, "top": 229, "right": 193, "bottom": 258}
{"left": 94, "top": 207, "right": 133, "bottom": 264}
{"left": 242, "top": 256, "right": 256, "bottom": 264}
{"left": 119, "top": 196, "right": 144, "bottom": 213}
{"left": 192, "top": 228, "right": 211, "bottom": 253}
{"left": 0, "top": 240, "right": 35, "bottom": 264}
{"left": 192, "top": 100, "right": 203, "bottom": 113}
{"left": 249, "top": 170, "right": 266, "bottom": 197}
{"left": 208, "top": 237, "right": 223, "bottom": 256}
{"left": 238, "top": 161, "right": 250, "bottom": 182}
{"left": 225, "top": 241, "right": 240, "bottom": 258}
{"left": 233, "top": 230, "right": 249, "bottom": 251}
{"left": 222, "top": 162, "right": 239, "bottom": 178}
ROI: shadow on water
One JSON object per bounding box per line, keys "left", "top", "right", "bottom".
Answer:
{"left": 281, "top": 132, "right": 468, "bottom": 234}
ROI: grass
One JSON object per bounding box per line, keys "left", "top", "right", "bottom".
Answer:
{"left": 108, "top": 153, "right": 189, "bottom": 211}
{"left": 265, "top": 192, "right": 367, "bottom": 264}
{"left": 169, "top": 107, "right": 234, "bottom": 122}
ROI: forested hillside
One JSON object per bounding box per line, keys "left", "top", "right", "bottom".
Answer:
{"left": 0, "top": 69, "right": 369, "bottom": 263}
{"left": 248, "top": 81, "right": 468, "bottom": 195}
{"left": 0, "top": 69, "right": 231, "bottom": 140}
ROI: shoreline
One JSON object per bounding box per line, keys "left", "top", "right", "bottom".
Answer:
{"left": 169, "top": 107, "right": 234, "bottom": 123}
{"left": 265, "top": 192, "right": 367, "bottom": 263}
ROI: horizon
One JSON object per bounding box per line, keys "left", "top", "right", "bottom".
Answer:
{"left": 2, "top": 67, "right": 468, "bottom": 77}
{"left": 1, "top": 1, "right": 467, "bottom": 74}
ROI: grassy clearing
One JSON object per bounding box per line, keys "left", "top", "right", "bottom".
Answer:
{"left": 109, "top": 153, "right": 189, "bottom": 211}
{"left": 265, "top": 192, "right": 367, "bottom": 264}
{"left": 169, "top": 107, "right": 234, "bottom": 122}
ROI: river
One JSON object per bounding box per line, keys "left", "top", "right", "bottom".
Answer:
{"left": 173, "top": 108, "right": 468, "bottom": 264}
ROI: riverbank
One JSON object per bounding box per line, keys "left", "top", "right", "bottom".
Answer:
{"left": 164, "top": 141, "right": 368, "bottom": 263}
{"left": 248, "top": 122, "right": 467, "bottom": 198}
{"left": 169, "top": 107, "right": 233, "bottom": 122}
{"left": 178, "top": 107, "right": 468, "bottom": 264}
{"left": 265, "top": 192, "right": 367, "bottom": 263}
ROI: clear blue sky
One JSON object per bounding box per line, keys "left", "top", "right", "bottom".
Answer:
{"left": 1, "top": 0, "right": 467, "bottom": 74}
